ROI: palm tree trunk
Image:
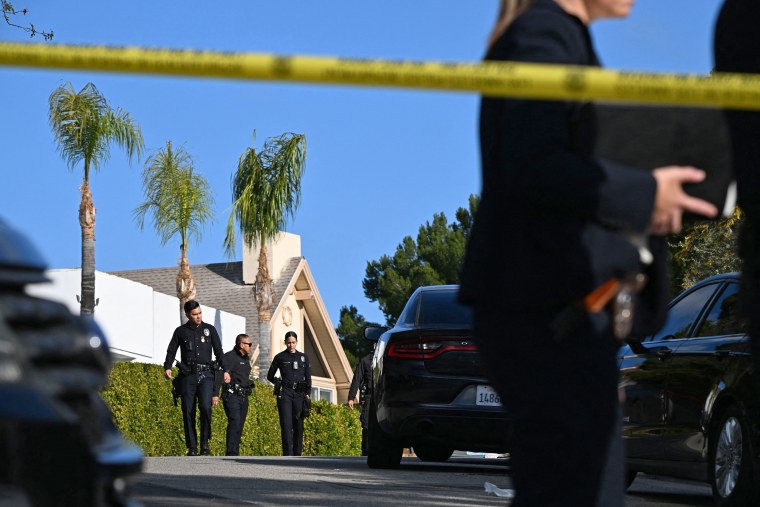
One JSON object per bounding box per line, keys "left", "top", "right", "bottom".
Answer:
{"left": 255, "top": 245, "right": 274, "bottom": 380}
{"left": 176, "top": 245, "right": 196, "bottom": 323}
{"left": 79, "top": 180, "right": 96, "bottom": 316}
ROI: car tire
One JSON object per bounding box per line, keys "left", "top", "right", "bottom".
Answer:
{"left": 366, "top": 398, "right": 403, "bottom": 469}
{"left": 412, "top": 444, "right": 454, "bottom": 462}
{"left": 708, "top": 405, "right": 759, "bottom": 507}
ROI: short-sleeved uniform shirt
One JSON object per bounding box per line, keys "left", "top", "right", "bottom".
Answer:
{"left": 163, "top": 320, "right": 226, "bottom": 371}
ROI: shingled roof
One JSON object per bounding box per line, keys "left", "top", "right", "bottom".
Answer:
{"left": 110, "top": 256, "right": 303, "bottom": 343}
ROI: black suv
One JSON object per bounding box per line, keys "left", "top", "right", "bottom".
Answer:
{"left": 363, "top": 285, "right": 510, "bottom": 469}
{"left": 0, "top": 217, "right": 142, "bottom": 505}
{"left": 620, "top": 272, "right": 760, "bottom": 507}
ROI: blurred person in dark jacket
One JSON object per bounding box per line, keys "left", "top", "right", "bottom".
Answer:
{"left": 714, "top": 0, "right": 760, "bottom": 383}
{"left": 459, "top": 1, "right": 717, "bottom": 505}
{"left": 348, "top": 346, "right": 374, "bottom": 456}
{"left": 713, "top": 5, "right": 760, "bottom": 501}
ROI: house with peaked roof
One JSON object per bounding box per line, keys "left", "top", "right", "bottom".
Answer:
{"left": 27, "top": 270, "right": 246, "bottom": 364}
{"left": 111, "top": 232, "right": 354, "bottom": 404}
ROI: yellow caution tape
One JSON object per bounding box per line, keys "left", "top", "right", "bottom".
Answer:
{"left": 2, "top": 41, "right": 760, "bottom": 110}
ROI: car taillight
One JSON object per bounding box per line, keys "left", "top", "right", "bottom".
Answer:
{"left": 387, "top": 338, "right": 476, "bottom": 359}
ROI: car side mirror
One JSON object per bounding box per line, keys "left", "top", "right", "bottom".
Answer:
{"left": 363, "top": 325, "right": 388, "bottom": 342}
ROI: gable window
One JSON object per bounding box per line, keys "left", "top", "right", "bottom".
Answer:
{"left": 311, "top": 387, "right": 334, "bottom": 402}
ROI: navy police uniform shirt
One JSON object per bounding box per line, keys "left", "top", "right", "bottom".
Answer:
{"left": 267, "top": 350, "right": 311, "bottom": 389}
{"left": 214, "top": 348, "right": 253, "bottom": 394}
{"left": 163, "top": 320, "right": 226, "bottom": 372}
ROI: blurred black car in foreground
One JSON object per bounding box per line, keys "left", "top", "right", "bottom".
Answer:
{"left": 363, "top": 285, "right": 510, "bottom": 469}
{"left": 0, "top": 218, "right": 142, "bottom": 505}
{"left": 620, "top": 273, "right": 760, "bottom": 507}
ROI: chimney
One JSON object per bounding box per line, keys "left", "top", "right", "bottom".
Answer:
{"left": 242, "top": 232, "right": 302, "bottom": 285}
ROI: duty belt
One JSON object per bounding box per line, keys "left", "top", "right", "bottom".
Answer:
{"left": 282, "top": 380, "right": 307, "bottom": 391}
{"left": 189, "top": 364, "right": 213, "bottom": 374}
{"left": 224, "top": 383, "right": 252, "bottom": 397}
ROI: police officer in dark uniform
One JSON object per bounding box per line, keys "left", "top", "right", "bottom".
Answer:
{"left": 214, "top": 333, "right": 254, "bottom": 456}
{"left": 267, "top": 331, "right": 311, "bottom": 456}
{"left": 164, "top": 300, "right": 229, "bottom": 456}
{"left": 347, "top": 348, "right": 373, "bottom": 456}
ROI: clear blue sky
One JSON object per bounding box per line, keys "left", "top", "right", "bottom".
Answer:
{"left": 1, "top": 0, "right": 724, "bottom": 327}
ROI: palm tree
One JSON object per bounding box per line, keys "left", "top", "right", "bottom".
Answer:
{"left": 134, "top": 141, "right": 214, "bottom": 319}
{"left": 225, "top": 132, "right": 306, "bottom": 380}
{"left": 49, "top": 81, "right": 143, "bottom": 316}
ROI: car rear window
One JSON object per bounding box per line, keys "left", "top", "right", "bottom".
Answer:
{"left": 417, "top": 289, "right": 473, "bottom": 327}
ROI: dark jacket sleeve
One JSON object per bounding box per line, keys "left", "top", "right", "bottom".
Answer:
{"left": 266, "top": 354, "right": 279, "bottom": 384}
{"left": 163, "top": 327, "right": 180, "bottom": 371}
{"left": 213, "top": 350, "right": 230, "bottom": 395}
{"left": 348, "top": 359, "right": 365, "bottom": 401}
{"left": 210, "top": 325, "right": 226, "bottom": 371}
{"left": 304, "top": 354, "right": 312, "bottom": 391}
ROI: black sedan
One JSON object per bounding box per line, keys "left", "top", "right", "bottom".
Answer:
{"left": 363, "top": 284, "right": 510, "bottom": 469}
{"left": 620, "top": 272, "right": 760, "bottom": 507}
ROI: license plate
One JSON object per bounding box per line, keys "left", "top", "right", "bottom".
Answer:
{"left": 476, "top": 385, "right": 502, "bottom": 407}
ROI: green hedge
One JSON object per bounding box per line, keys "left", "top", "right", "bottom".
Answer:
{"left": 101, "top": 362, "right": 362, "bottom": 457}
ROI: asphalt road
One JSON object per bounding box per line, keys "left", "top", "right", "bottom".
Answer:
{"left": 132, "top": 455, "right": 509, "bottom": 507}
{"left": 625, "top": 474, "right": 713, "bottom": 507}
{"left": 131, "top": 455, "right": 714, "bottom": 507}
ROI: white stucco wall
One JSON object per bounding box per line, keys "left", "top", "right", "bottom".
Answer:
{"left": 27, "top": 269, "right": 246, "bottom": 365}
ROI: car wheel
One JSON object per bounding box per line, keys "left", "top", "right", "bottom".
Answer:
{"left": 708, "top": 405, "right": 758, "bottom": 507}
{"left": 412, "top": 444, "right": 454, "bottom": 462}
{"left": 366, "top": 399, "right": 403, "bottom": 469}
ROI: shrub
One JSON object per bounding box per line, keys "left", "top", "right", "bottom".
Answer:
{"left": 101, "top": 362, "right": 362, "bottom": 456}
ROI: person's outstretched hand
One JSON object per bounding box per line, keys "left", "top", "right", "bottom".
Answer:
{"left": 650, "top": 166, "right": 718, "bottom": 235}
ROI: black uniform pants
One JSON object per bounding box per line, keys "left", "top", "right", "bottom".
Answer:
{"left": 474, "top": 305, "right": 621, "bottom": 507}
{"left": 222, "top": 393, "right": 249, "bottom": 456}
{"left": 359, "top": 402, "right": 370, "bottom": 456}
{"left": 179, "top": 371, "right": 214, "bottom": 451}
{"left": 277, "top": 388, "right": 305, "bottom": 456}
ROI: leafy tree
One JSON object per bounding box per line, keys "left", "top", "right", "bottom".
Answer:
{"left": 363, "top": 195, "right": 479, "bottom": 326}
{"left": 336, "top": 305, "right": 379, "bottom": 369}
{"left": 2, "top": 1, "right": 53, "bottom": 39}
{"left": 134, "top": 141, "right": 214, "bottom": 318}
{"left": 668, "top": 207, "right": 743, "bottom": 294}
{"left": 225, "top": 132, "right": 306, "bottom": 380}
{"left": 49, "top": 82, "right": 143, "bottom": 316}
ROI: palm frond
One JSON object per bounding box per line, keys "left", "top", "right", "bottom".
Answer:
{"left": 48, "top": 81, "right": 143, "bottom": 181}
{"left": 134, "top": 141, "right": 214, "bottom": 249}
{"left": 225, "top": 132, "right": 306, "bottom": 258}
